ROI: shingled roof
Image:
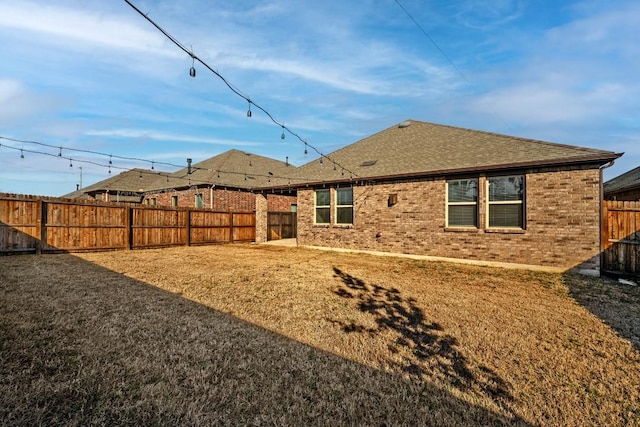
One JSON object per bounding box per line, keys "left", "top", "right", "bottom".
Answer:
{"left": 155, "top": 149, "right": 295, "bottom": 190}
{"left": 604, "top": 166, "right": 640, "bottom": 194}
{"left": 63, "top": 168, "right": 158, "bottom": 201}
{"left": 288, "top": 119, "right": 622, "bottom": 185}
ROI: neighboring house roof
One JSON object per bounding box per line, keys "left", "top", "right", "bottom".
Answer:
{"left": 604, "top": 165, "right": 640, "bottom": 195}
{"left": 286, "top": 119, "right": 622, "bottom": 186}
{"left": 154, "top": 149, "right": 295, "bottom": 191}
{"left": 62, "top": 168, "right": 158, "bottom": 200}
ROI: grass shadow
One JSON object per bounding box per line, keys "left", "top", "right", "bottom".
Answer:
{"left": 330, "top": 267, "right": 514, "bottom": 404}
{"left": 0, "top": 254, "right": 532, "bottom": 426}
{"left": 563, "top": 272, "right": 640, "bottom": 349}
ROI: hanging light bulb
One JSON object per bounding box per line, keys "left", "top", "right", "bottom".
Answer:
{"left": 69, "top": 159, "right": 73, "bottom": 167}
{"left": 108, "top": 166, "right": 112, "bottom": 174}
{"left": 247, "top": 100, "right": 252, "bottom": 117}
{"left": 109, "top": 155, "right": 112, "bottom": 166}
{"left": 151, "top": 161, "right": 155, "bottom": 170}
{"left": 58, "top": 147, "right": 62, "bottom": 157}
{"left": 189, "top": 52, "right": 196, "bottom": 77}
{"left": 280, "top": 125, "right": 285, "bottom": 140}
{"left": 139, "top": 172, "right": 143, "bottom": 180}
{"left": 304, "top": 143, "right": 308, "bottom": 157}
{"left": 320, "top": 158, "right": 324, "bottom": 166}
{"left": 20, "top": 149, "right": 24, "bottom": 159}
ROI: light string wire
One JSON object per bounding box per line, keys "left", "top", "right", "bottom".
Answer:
{"left": 123, "top": 0, "right": 359, "bottom": 179}
{"left": 393, "top": 0, "right": 516, "bottom": 136}
{"left": 0, "top": 138, "right": 318, "bottom": 189}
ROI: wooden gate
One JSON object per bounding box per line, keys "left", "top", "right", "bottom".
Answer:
{"left": 267, "top": 211, "right": 297, "bottom": 241}
{"left": 602, "top": 200, "right": 640, "bottom": 275}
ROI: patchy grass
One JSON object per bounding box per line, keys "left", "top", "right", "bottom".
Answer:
{"left": 1, "top": 244, "right": 638, "bottom": 426}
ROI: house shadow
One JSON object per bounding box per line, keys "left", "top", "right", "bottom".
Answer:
{"left": 329, "top": 267, "right": 514, "bottom": 406}
{"left": 563, "top": 271, "right": 640, "bottom": 350}
{"left": 0, "top": 252, "right": 533, "bottom": 426}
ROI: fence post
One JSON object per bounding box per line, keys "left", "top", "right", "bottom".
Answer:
{"left": 186, "top": 209, "right": 192, "bottom": 246}
{"left": 36, "top": 200, "right": 47, "bottom": 254}
{"left": 229, "top": 212, "right": 234, "bottom": 243}
{"left": 127, "top": 206, "right": 133, "bottom": 250}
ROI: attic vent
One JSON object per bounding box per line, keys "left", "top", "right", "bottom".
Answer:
{"left": 360, "top": 160, "right": 377, "bottom": 167}
{"left": 398, "top": 121, "right": 411, "bottom": 128}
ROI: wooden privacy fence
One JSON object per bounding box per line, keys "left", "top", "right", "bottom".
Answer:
{"left": 602, "top": 200, "right": 640, "bottom": 275}
{"left": 0, "top": 195, "right": 255, "bottom": 254}
{"left": 267, "top": 211, "right": 297, "bottom": 241}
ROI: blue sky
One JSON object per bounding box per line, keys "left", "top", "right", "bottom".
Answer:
{"left": 1, "top": 0, "right": 638, "bottom": 196}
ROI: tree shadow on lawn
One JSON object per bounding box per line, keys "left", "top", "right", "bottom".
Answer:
{"left": 563, "top": 272, "right": 640, "bottom": 350}
{"left": 0, "top": 254, "right": 533, "bottom": 426}
{"left": 330, "top": 267, "right": 513, "bottom": 405}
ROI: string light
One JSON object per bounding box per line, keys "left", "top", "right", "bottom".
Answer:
{"left": 69, "top": 159, "right": 73, "bottom": 167}
{"left": 189, "top": 45, "right": 196, "bottom": 77}
{"left": 58, "top": 147, "right": 62, "bottom": 157}
{"left": 20, "top": 149, "right": 24, "bottom": 159}
{"left": 123, "top": 0, "right": 359, "bottom": 179}
{"left": 304, "top": 143, "right": 308, "bottom": 157}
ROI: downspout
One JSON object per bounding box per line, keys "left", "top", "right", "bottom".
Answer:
{"left": 599, "top": 160, "right": 616, "bottom": 275}
{"left": 210, "top": 185, "right": 215, "bottom": 209}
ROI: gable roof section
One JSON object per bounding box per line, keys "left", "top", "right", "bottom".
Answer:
{"left": 289, "top": 120, "right": 621, "bottom": 185}
{"left": 604, "top": 165, "right": 640, "bottom": 194}
{"left": 154, "top": 149, "right": 295, "bottom": 191}
{"left": 63, "top": 168, "right": 157, "bottom": 199}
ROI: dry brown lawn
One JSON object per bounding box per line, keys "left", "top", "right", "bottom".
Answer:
{"left": 1, "top": 244, "right": 639, "bottom": 426}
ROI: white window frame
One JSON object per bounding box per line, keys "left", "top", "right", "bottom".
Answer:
{"left": 446, "top": 179, "right": 478, "bottom": 228}
{"left": 335, "top": 187, "right": 354, "bottom": 225}
{"left": 314, "top": 189, "right": 330, "bottom": 224}
{"left": 487, "top": 175, "right": 525, "bottom": 229}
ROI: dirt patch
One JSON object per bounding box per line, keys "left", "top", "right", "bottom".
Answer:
{"left": 1, "top": 244, "right": 638, "bottom": 426}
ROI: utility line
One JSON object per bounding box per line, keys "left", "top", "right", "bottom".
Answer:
{"left": 393, "top": 0, "right": 516, "bottom": 136}
{"left": 123, "top": 0, "right": 358, "bottom": 178}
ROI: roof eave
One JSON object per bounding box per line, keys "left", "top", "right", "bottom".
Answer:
{"left": 265, "top": 152, "right": 623, "bottom": 189}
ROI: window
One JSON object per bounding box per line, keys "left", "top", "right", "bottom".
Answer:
{"left": 488, "top": 176, "right": 524, "bottom": 228}
{"left": 146, "top": 198, "right": 157, "bottom": 206}
{"left": 195, "top": 193, "right": 203, "bottom": 208}
{"left": 447, "top": 179, "right": 478, "bottom": 227}
{"left": 315, "top": 190, "right": 330, "bottom": 224}
{"left": 171, "top": 196, "right": 178, "bottom": 207}
{"left": 336, "top": 188, "right": 353, "bottom": 225}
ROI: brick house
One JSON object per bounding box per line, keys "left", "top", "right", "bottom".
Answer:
{"left": 142, "top": 150, "right": 297, "bottom": 212}
{"left": 290, "top": 120, "right": 621, "bottom": 274}
{"left": 604, "top": 166, "right": 640, "bottom": 201}
{"left": 66, "top": 150, "right": 297, "bottom": 212}
{"left": 63, "top": 168, "right": 158, "bottom": 203}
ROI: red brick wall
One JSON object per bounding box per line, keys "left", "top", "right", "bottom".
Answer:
{"left": 266, "top": 193, "right": 297, "bottom": 211}
{"left": 297, "top": 166, "right": 602, "bottom": 271}
{"left": 144, "top": 188, "right": 256, "bottom": 211}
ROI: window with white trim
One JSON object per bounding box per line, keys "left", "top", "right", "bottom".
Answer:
{"left": 446, "top": 179, "right": 478, "bottom": 227}
{"left": 336, "top": 187, "right": 353, "bottom": 225}
{"left": 488, "top": 176, "right": 524, "bottom": 228}
{"left": 315, "top": 189, "right": 330, "bottom": 224}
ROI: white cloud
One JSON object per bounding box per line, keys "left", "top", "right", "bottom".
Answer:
{"left": 84, "top": 129, "right": 262, "bottom": 147}
{"left": 0, "top": 1, "right": 176, "bottom": 57}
